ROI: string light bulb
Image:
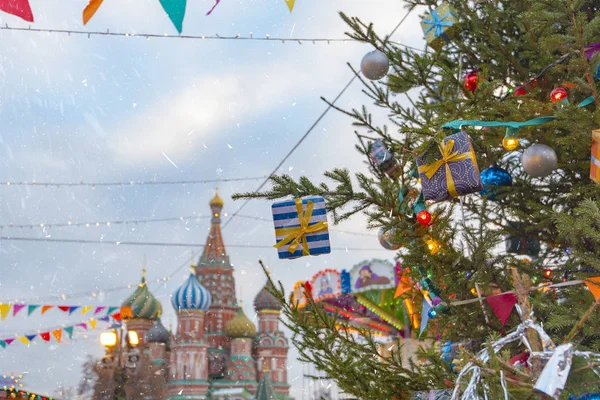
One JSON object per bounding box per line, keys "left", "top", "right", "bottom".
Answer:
{"left": 416, "top": 210, "right": 432, "bottom": 226}
{"left": 543, "top": 269, "right": 553, "bottom": 279}
{"left": 550, "top": 87, "right": 568, "bottom": 103}
{"left": 426, "top": 238, "right": 441, "bottom": 255}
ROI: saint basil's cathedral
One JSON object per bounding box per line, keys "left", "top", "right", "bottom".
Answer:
{"left": 114, "top": 193, "right": 293, "bottom": 400}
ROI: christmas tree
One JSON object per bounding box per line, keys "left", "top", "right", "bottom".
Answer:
{"left": 235, "top": 1, "right": 600, "bottom": 398}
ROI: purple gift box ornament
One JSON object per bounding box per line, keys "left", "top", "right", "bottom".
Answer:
{"left": 584, "top": 42, "right": 600, "bottom": 60}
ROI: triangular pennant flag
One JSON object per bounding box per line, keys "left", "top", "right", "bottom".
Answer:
{"left": 0, "top": 0, "right": 34, "bottom": 22}
{"left": 205, "top": 0, "right": 220, "bottom": 15}
{"left": 64, "top": 326, "right": 74, "bottom": 339}
{"left": 112, "top": 312, "right": 122, "bottom": 322}
{"left": 81, "top": 306, "right": 93, "bottom": 315}
{"left": 106, "top": 306, "right": 118, "bottom": 315}
{"left": 394, "top": 275, "right": 412, "bottom": 298}
{"left": 0, "top": 304, "right": 11, "bottom": 320}
{"left": 0, "top": 340, "right": 5, "bottom": 349}
{"left": 486, "top": 293, "right": 518, "bottom": 330}
{"left": 82, "top": 0, "right": 104, "bottom": 25}
{"left": 68, "top": 306, "right": 80, "bottom": 315}
{"left": 159, "top": 0, "right": 187, "bottom": 34}
{"left": 4, "top": 338, "right": 14, "bottom": 345}
{"left": 25, "top": 334, "right": 36, "bottom": 342}
{"left": 120, "top": 306, "right": 133, "bottom": 319}
{"left": 419, "top": 301, "right": 432, "bottom": 338}
{"left": 41, "top": 305, "right": 54, "bottom": 315}
{"left": 52, "top": 329, "right": 62, "bottom": 343}
{"left": 40, "top": 332, "right": 51, "bottom": 342}
{"left": 89, "top": 319, "right": 97, "bottom": 330}
{"left": 99, "top": 315, "right": 110, "bottom": 322}
{"left": 76, "top": 323, "right": 88, "bottom": 330}
{"left": 17, "top": 336, "right": 30, "bottom": 345}
{"left": 284, "top": 0, "right": 295, "bottom": 12}
{"left": 94, "top": 306, "right": 106, "bottom": 314}
{"left": 58, "top": 306, "right": 71, "bottom": 313}
{"left": 27, "top": 305, "right": 40, "bottom": 316}
{"left": 585, "top": 277, "right": 600, "bottom": 301}
{"left": 12, "top": 304, "right": 25, "bottom": 317}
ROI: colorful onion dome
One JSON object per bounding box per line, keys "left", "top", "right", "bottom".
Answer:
{"left": 145, "top": 318, "right": 170, "bottom": 344}
{"left": 253, "top": 280, "right": 282, "bottom": 312}
{"left": 210, "top": 191, "right": 225, "bottom": 208}
{"left": 225, "top": 306, "right": 256, "bottom": 338}
{"left": 122, "top": 271, "right": 162, "bottom": 320}
{"left": 172, "top": 272, "right": 212, "bottom": 312}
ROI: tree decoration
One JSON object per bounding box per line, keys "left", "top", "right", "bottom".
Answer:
{"left": 479, "top": 165, "right": 513, "bottom": 201}
{"left": 369, "top": 140, "right": 401, "bottom": 179}
{"left": 272, "top": 196, "right": 330, "bottom": 259}
{"left": 420, "top": 2, "right": 458, "bottom": 51}
{"left": 550, "top": 87, "right": 568, "bottom": 103}
{"left": 360, "top": 50, "right": 390, "bottom": 81}
{"left": 522, "top": 143, "right": 558, "bottom": 177}
{"left": 502, "top": 129, "right": 520, "bottom": 151}
{"left": 543, "top": 269, "right": 553, "bottom": 279}
{"left": 590, "top": 129, "right": 600, "bottom": 183}
{"left": 416, "top": 210, "right": 432, "bottom": 226}
{"left": 464, "top": 70, "right": 479, "bottom": 93}
{"left": 378, "top": 228, "right": 401, "bottom": 250}
{"left": 505, "top": 222, "right": 541, "bottom": 257}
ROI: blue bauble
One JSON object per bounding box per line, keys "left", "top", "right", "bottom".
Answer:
{"left": 480, "top": 165, "right": 513, "bottom": 201}
{"left": 427, "top": 307, "right": 438, "bottom": 319}
{"left": 574, "top": 393, "right": 600, "bottom": 400}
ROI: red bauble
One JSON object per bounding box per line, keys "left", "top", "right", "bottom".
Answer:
{"left": 513, "top": 86, "right": 527, "bottom": 96}
{"left": 543, "top": 269, "right": 553, "bottom": 279}
{"left": 464, "top": 70, "right": 479, "bottom": 93}
{"left": 416, "top": 210, "right": 432, "bottom": 226}
{"left": 550, "top": 87, "right": 568, "bottom": 102}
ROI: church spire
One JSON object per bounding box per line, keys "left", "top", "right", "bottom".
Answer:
{"left": 199, "top": 189, "right": 228, "bottom": 265}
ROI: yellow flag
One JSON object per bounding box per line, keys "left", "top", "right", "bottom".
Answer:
{"left": 0, "top": 304, "right": 10, "bottom": 321}
{"left": 81, "top": 306, "right": 93, "bottom": 315}
{"left": 284, "top": 0, "right": 295, "bottom": 12}
{"left": 89, "top": 319, "right": 97, "bottom": 330}
{"left": 17, "top": 336, "right": 29, "bottom": 345}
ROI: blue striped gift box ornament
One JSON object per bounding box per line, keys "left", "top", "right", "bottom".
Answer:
{"left": 272, "top": 196, "right": 330, "bottom": 259}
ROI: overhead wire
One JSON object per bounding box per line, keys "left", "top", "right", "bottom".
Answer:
{"left": 0, "top": 176, "right": 264, "bottom": 188}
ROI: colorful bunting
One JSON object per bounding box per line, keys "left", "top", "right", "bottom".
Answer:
{"left": 90, "top": 319, "right": 97, "bottom": 330}
{"left": 40, "top": 332, "right": 51, "bottom": 342}
{"left": 0, "top": 341, "right": 5, "bottom": 349}
{"left": 159, "top": 0, "right": 186, "bottom": 34}
{"left": 206, "top": 0, "right": 220, "bottom": 15}
{"left": 112, "top": 312, "right": 122, "bottom": 322}
{"left": 81, "top": 305, "right": 93, "bottom": 315}
{"left": 25, "top": 334, "right": 36, "bottom": 342}
{"left": 41, "top": 305, "right": 54, "bottom": 314}
{"left": 120, "top": 306, "right": 133, "bottom": 319}
{"left": 0, "top": 0, "right": 34, "bottom": 22}
{"left": 68, "top": 306, "right": 80, "bottom": 315}
{"left": 64, "top": 326, "right": 74, "bottom": 339}
{"left": 0, "top": 304, "right": 10, "bottom": 320}
{"left": 4, "top": 338, "right": 14, "bottom": 345}
{"left": 95, "top": 306, "right": 106, "bottom": 314}
{"left": 82, "top": 0, "right": 104, "bottom": 25}
{"left": 486, "top": 293, "right": 518, "bottom": 330}
{"left": 58, "top": 306, "right": 71, "bottom": 313}
{"left": 17, "top": 336, "right": 30, "bottom": 345}
{"left": 419, "top": 301, "right": 431, "bottom": 338}
{"left": 394, "top": 273, "right": 413, "bottom": 298}
{"left": 585, "top": 277, "right": 600, "bottom": 301}
{"left": 52, "top": 329, "right": 62, "bottom": 344}
{"left": 284, "top": 0, "right": 296, "bottom": 12}
{"left": 106, "top": 306, "right": 118, "bottom": 315}
{"left": 12, "top": 304, "right": 25, "bottom": 316}
{"left": 27, "top": 305, "right": 40, "bottom": 316}
{"left": 76, "top": 323, "right": 88, "bottom": 330}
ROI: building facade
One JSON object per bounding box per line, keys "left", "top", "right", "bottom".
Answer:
{"left": 116, "top": 193, "right": 292, "bottom": 400}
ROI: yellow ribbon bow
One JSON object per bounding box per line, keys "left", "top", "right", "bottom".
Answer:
{"left": 417, "top": 139, "right": 474, "bottom": 198}
{"left": 274, "top": 199, "right": 328, "bottom": 256}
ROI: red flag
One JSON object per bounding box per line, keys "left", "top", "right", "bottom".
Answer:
{"left": 112, "top": 312, "right": 122, "bottom": 321}
{"left": 585, "top": 277, "right": 600, "bottom": 301}
{"left": 486, "top": 293, "right": 518, "bottom": 330}
{"left": 39, "top": 332, "right": 51, "bottom": 342}
{"left": 0, "top": 0, "right": 34, "bottom": 22}
{"left": 58, "top": 306, "right": 71, "bottom": 313}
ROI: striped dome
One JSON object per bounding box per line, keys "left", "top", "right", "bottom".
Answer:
{"left": 253, "top": 281, "right": 282, "bottom": 312}
{"left": 145, "top": 318, "right": 171, "bottom": 344}
{"left": 122, "top": 274, "right": 162, "bottom": 320}
{"left": 172, "top": 273, "right": 212, "bottom": 312}
{"left": 225, "top": 307, "right": 256, "bottom": 338}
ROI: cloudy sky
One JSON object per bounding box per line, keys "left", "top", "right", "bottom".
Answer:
{"left": 0, "top": 0, "right": 425, "bottom": 397}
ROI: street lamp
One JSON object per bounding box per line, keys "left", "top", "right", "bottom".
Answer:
{"left": 98, "top": 327, "right": 139, "bottom": 399}
{"left": 100, "top": 331, "right": 118, "bottom": 348}
{"left": 127, "top": 330, "right": 139, "bottom": 347}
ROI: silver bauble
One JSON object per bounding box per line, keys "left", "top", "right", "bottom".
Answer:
{"left": 378, "top": 228, "right": 401, "bottom": 250}
{"left": 522, "top": 144, "right": 557, "bottom": 177}
{"left": 360, "top": 50, "right": 389, "bottom": 81}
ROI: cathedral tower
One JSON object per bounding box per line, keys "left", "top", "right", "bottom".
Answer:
{"left": 195, "top": 191, "right": 238, "bottom": 377}
{"left": 166, "top": 271, "right": 212, "bottom": 399}
{"left": 253, "top": 279, "right": 291, "bottom": 397}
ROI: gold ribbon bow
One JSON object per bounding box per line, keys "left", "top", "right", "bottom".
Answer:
{"left": 417, "top": 139, "right": 474, "bottom": 198}
{"left": 274, "top": 199, "right": 328, "bottom": 256}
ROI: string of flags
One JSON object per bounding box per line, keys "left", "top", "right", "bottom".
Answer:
{"left": 0, "top": 315, "right": 117, "bottom": 349}
{"left": 0, "top": 303, "right": 133, "bottom": 321}
{"left": 0, "top": 0, "right": 297, "bottom": 34}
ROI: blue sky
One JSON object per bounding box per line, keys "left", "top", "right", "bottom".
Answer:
{"left": 0, "top": 0, "right": 425, "bottom": 397}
